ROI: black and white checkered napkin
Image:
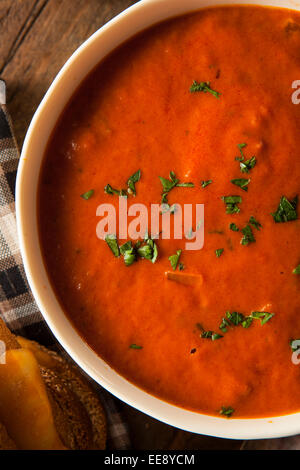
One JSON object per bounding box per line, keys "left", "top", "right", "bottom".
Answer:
{"left": 0, "top": 80, "right": 130, "bottom": 450}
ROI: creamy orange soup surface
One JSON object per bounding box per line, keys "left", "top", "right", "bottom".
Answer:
{"left": 39, "top": 6, "right": 300, "bottom": 418}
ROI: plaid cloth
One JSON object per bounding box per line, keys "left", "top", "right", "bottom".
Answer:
{"left": 0, "top": 79, "right": 130, "bottom": 450}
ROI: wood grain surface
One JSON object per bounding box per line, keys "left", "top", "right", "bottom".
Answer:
{"left": 0, "top": 0, "right": 243, "bottom": 450}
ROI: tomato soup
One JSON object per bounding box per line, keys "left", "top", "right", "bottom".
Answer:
{"left": 38, "top": 6, "right": 300, "bottom": 418}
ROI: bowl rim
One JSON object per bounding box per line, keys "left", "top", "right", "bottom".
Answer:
{"left": 16, "top": 0, "right": 300, "bottom": 440}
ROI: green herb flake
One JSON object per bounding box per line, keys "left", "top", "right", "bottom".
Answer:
{"left": 201, "top": 331, "right": 223, "bottom": 340}
{"left": 129, "top": 344, "right": 143, "bottom": 350}
{"left": 249, "top": 216, "right": 262, "bottom": 230}
{"left": 240, "top": 156, "right": 256, "bottom": 173}
{"left": 211, "top": 333, "right": 223, "bottom": 340}
{"left": 219, "top": 406, "right": 234, "bottom": 418}
{"left": 221, "top": 195, "right": 242, "bottom": 214}
{"left": 240, "top": 225, "right": 255, "bottom": 246}
{"left": 169, "top": 250, "right": 182, "bottom": 271}
{"left": 293, "top": 264, "right": 300, "bottom": 274}
{"left": 229, "top": 223, "right": 239, "bottom": 232}
{"left": 119, "top": 241, "right": 132, "bottom": 255}
{"left": 226, "top": 311, "right": 245, "bottom": 326}
{"left": 235, "top": 144, "right": 256, "bottom": 173}
{"left": 220, "top": 310, "right": 275, "bottom": 331}
{"left": 127, "top": 169, "right": 141, "bottom": 196}
{"left": 215, "top": 248, "right": 224, "bottom": 258}
{"left": 231, "top": 178, "right": 250, "bottom": 192}
{"left": 219, "top": 317, "right": 230, "bottom": 333}
{"left": 159, "top": 172, "right": 194, "bottom": 205}
{"left": 197, "top": 323, "right": 223, "bottom": 341}
{"left": 105, "top": 234, "right": 120, "bottom": 257}
{"left": 201, "top": 180, "right": 213, "bottom": 188}
{"left": 242, "top": 317, "right": 253, "bottom": 329}
{"left": 104, "top": 184, "right": 127, "bottom": 197}
{"left": 250, "top": 311, "right": 274, "bottom": 325}
{"left": 138, "top": 237, "right": 158, "bottom": 264}
{"left": 237, "top": 143, "right": 247, "bottom": 155}
{"left": 190, "top": 80, "right": 220, "bottom": 98}
{"left": 271, "top": 196, "right": 298, "bottom": 223}
{"left": 80, "top": 189, "right": 94, "bottom": 200}
{"left": 290, "top": 339, "right": 300, "bottom": 352}
{"left": 123, "top": 249, "right": 136, "bottom": 266}
{"left": 137, "top": 244, "right": 153, "bottom": 260}
{"left": 151, "top": 241, "right": 158, "bottom": 264}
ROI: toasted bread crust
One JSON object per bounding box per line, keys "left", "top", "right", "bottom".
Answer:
{"left": 41, "top": 366, "right": 94, "bottom": 450}
{"left": 17, "top": 337, "right": 107, "bottom": 449}
{"left": 0, "top": 320, "right": 106, "bottom": 450}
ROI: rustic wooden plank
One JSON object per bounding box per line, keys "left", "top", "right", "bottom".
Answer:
{"left": 1, "top": 0, "right": 138, "bottom": 147}
{"left": 0, "top": 0, "right": 49, "bottom": 75}
{"left": 0, "top": 0, "right": 38, "bottom": 71}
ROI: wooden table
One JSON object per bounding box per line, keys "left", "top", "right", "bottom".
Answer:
{"left": 1, "top": 0, "right": 243, "bottom": 450}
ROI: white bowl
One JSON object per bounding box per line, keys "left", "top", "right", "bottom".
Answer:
{"left": 16, "top": 0, "right": 300, "bottom": 439}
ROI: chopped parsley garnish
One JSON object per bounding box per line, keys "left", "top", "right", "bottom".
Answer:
{"left": 219, "top": 310, "right": 274, "bottom": 332}
{"left": 236, "top": 143, "right": 247, "bottom": 159}
{"left": 138, "top": 237, "right": 158, "bottom": 264}
{"left": 219, "top": 406, "right": 234, "bottom": 418}
{"left": 221, "top": 195, "right": 242, "bottom": 214}
{"left": 106, "top": 236, "right": 158, "bottom": 265}
{"left": 201, "top": 180, "right": 213, "bottom": 188}
{"left": 293, "top": 264, "right": 300, "bottom": 274}
{"left": 105, "top": 234, "right": 120, "bottom": 257}
{"left": 215, "top": 248, "right": 224, "bottom": 258}
{"left": 231, "top": 178, "right": 250, "bottom": 192}
{"left": 159, "top": 171, "right": 194, "bottom": 205}
{"left": 169, "top": 250, "right": 182, "bottom": 271}
{"left": 104, "top": 184, "right": 127, "bottom": 197}
{"left": 119, "top": 241, "right": 133, "bottom": 255}
{"left": 271, "top": 196, "right": 298, "bottom": 223}
{"left": 241, "top": 316, "right": 253, "bottom": 329}
{"left": 196, "top": 323, "right": 223, "bottom": 341}
{"left": 123, "top": 248, "right": 136, "bottom": 266}
{"left": 178, "top": 263, "right": 185, "bottom": 271}
{"left": 219, "top": 317, "right": 230, "bottom": 333}
{"left": 226, "top": 311, "right": 245, "bottom": 326}
{"left": 219, "top": 311, "right": 245, "bottom": 332}
{"left": 249, "top": 216, "right": 262, "bottom": 230}
{"left": 229, "top": 223, "right": 239, "bottom": 232}
{"left": 127, "top": 169, "right": 141, "bottom": 196}
{"left": 201, "top": 331, "right": 223, "bottom": 340}
{"left": 80, "top": 189, "right": 94, "bottom": 200}
{"left": 105, "top": 170, "right": 141, "bottom": 197}
{"left": 235, "top": 144, "right": 256, "bottom": 173}
{"left": 190, "top": 80, "right": 220, "bottom": 98}
{"left": 240, "top": 156, "right": 256, "bottom": 173}
{"left": 137, "top": 243, "right": 153, "bottom": 260}
{"left": 240, "top": 224, "right": 255, "bottom": 246}
{"left": 249, "top": 311, "right": 274, "bottom": 325}
{"left": 199, "top": 308, "right": 274, "bottom": 342}
{"left": 129, "top": 344, "right": 143, "bottom": 350}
